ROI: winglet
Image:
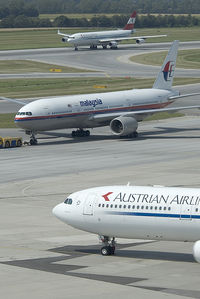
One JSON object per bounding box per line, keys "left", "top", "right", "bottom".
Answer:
{"left": 153, "top": 40, "right": 179, "bottom": 90}
{"left": 123, "top": 11, "right": 137, "bottom": 31}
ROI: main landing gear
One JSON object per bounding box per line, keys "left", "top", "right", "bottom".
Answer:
{"left": 71, "top": 129, "right": 90, "bottom": 137}
{"left": 99, "top": 236, "right": 116, "bottom": 256}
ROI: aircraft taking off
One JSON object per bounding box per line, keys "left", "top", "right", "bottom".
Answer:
{"left": 9, "top": 40, "right": 200, "bottom": 145}
{"left": 53, "top": 184, "right": 200, "bottom": 262}
{"left": 58, "top": 11, "right": 166, "bottom": 50}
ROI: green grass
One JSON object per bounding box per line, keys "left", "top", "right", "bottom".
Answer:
{"left": 0, "top": 27, "right": 199, "bottom": 50}
{"left": 130, "top": 49, "right": 200, "bottom": 69}
{"left": 0, "top": 77, "right": 200, "bottom": 98}
{"left": 0, "top": 113, "right": 16, "bottom": 128}
{"left": 0, "top": 60, "right": 93, "bottom": 73}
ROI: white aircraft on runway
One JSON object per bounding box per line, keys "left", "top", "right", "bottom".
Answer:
{"left": 58, "top": 11, "right": 166, "bottom": 50}
{"left": 53, "top": 184, "right": 200, "bottom": 262}
{"left": 1, "top": 40, "right": 200, "bottom": 145}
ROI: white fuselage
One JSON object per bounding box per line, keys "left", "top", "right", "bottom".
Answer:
{"left": 68, "top": 30, "right": 132, "bottom": 46}
{"left": 15, "top": 88, "right": 175, "bottom": 132}
{"left": 53, "top": 185, "right": 200, "bottom": 242}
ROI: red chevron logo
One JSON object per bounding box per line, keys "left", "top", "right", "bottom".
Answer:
{"left": 102, "top": 192, "right": 113, "bottom": 201}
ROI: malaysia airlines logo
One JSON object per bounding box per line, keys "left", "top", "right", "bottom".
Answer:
{"left": 102, "top": 192, "right": 113, "bottom": 201}
{"left": 163, "top": 61, "right": 175, "bottom": 81}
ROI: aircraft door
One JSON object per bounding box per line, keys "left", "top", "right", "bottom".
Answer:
{"left": 83, "top": 193, "right": 96, "bottom": 215}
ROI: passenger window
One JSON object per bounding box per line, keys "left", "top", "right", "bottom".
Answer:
{"left": 196, "top": 208, "right": 198, "bottom": 212}
{"left": 132, "top": 205, "right": 135, "bottom": 209}
{"left": 123, "top": 205, "right": 126, "bottom": 209}
{"left": 150, "top": 206, "right": 153, "bottom": 210}
{"left": 155, "top": 206, "right": 157, "bottom": 210}
{"left": 115, "top": 204, "right": 117, "bottom": 208}
{"left": 146, "top": 206, "right": 148, "bottom": 209}
{"left": 168, "top": 207, "right": 171, "bottom": 211}
{"left": 164, "top": 207, "right": 166, "bottom": 210}
{"left": 128, "top": 205, "right": 131, "bottom": 209}
{"left": 159, "top": 207, "right": 162, "bottom": 210}
{"left": 119, "top": 205, "right": 122, "bottom": 208}
{"left": 102, "top": 204, "right": 105, "bottom": 207}
{"left": 98, "top": 204, "right": 101, "bottom": 207}
{"left": 137, "top": 205, "right": 140, "bottom": 209}
{"left": 106, "top": 204, "right": 109, "bottom": 208}
{"left": 141, "top": 206, "right": 144, "bottom": 209}
{"left": 110, "top": 204, "right": 113, "bottom": 208}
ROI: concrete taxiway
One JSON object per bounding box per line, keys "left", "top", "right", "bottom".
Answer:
{"left": 1, "top": 116, "right": 200, "bottom": 299}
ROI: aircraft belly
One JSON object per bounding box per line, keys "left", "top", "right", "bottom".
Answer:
{"left": 79, "top": 213, "right": 200, "bottom": 242}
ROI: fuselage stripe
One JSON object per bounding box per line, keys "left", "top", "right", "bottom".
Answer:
{"left": 106, "top": 211, "right": 200, "bottom": 219}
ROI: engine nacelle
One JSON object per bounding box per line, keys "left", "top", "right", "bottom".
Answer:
{"left": 110, "top": 116, "right": 138, "bottom": 137}
{"left": 61, "top": 37, "right": 68, "bottom": 43}
{"left": 193, "top": 241, "right": 200, "bottom": 263}
{"left": 109, "top": 41, "right": 118, "bottom": 48}
{"left": 136, "top": 38, "right": 145, "bottom": 44}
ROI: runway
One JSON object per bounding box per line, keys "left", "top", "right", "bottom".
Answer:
{"left": 1, "top": 116, "right": 200, "bottom": 298}
{"left": 1, "top": 41, "right": 200, "bottom": 298}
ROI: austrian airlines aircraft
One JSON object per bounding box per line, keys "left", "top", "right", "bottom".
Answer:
{"left": 58, "top": 11, "right": 166, "bottom": 50}
{"left": 4, "top": 41, "right": 199, "bottom": 145}
{"left": 52, "top": 184, "right": 200, "bottom": 262}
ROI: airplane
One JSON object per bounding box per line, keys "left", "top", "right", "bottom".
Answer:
{"left": 2, "top": 40, "right": 200, "bottom": 145}
{"left": 57, "top": 11, "right": 166, "bottom": 50}
{"left": 52, "top": 183, "right": 200, "bottom": 262}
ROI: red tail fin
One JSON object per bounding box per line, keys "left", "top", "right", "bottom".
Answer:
{"left": 123, "top": 11, "right": 137, "bottom": 30}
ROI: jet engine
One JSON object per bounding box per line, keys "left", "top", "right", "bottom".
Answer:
{"left": 61, "top": 37, "right": 68, "bottom": 43}
{"left": 109, "top": 41, "right": 118, "bottom": 49}
{"left": 193, "top": 241, "right": 200, "bottom": 263}
{"left": 136, "top": 38, "right": 145, "bottom": 44}
{"left": 110, "top": 116, "right": 138, "bottom": 137}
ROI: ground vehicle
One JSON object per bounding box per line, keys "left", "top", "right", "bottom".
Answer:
{"left": 0, "top": 136, "right": 22, "bottom": 148}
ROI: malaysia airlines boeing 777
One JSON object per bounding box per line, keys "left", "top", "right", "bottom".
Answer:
{"left": 58, "top": 11, "right": 166, "bottom": 50}
{"left": 1, "top": 41, "right": 200, "bottom": 145}
{"left": 53, "top": 184, "right": 200, "bottom": 262}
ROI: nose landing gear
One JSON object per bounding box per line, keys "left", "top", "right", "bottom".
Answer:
{"left": 99, "top": 236, "right": 116, "bottom": 256}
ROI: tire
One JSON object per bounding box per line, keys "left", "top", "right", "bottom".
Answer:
{"left": 5, "top": 141, "right": 10, "bottom": 148}
{"left": 17, "top": 139, "right": 22, "bottom": 147}
{"left": 101, "top": 246, "right": 111, "bottom": 256}
{"left": 85, "top": 130, "right": 90, "bottom": 137}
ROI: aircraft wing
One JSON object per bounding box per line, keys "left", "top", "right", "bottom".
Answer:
{"left": 57, "top": 30, "right": 70, "bottom": 38}
{"left": 92, "top": 105, "right": 200, "bottom": 123}
{"left": 99, "top": 34, "right": 167, "bottom": 43}
{"left": 0, "top": 96, "right": 26, "bottom": 106}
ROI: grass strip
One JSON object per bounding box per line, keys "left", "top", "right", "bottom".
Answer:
{"left": 130, "top": 49, "right": 200, "bottom": 69}
{"left": 0, "top": 77, "right": 200, "bottom": 99}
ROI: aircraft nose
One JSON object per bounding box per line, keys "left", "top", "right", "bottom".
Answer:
{"left": 52, "top": 203, "right": 66, "bottom": 221}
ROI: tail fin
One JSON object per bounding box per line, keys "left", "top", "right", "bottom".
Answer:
{"left": 153, "top": 40, "right": 179, "bottom": 90}
{"left": 123, "top": 11, "right": 136, "bottom": 31}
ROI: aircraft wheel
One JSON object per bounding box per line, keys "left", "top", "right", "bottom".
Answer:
{"left": 30, "top": 138, "right": 37, "bottom": 145}
{"left": 72, "top": 131, "right": 76, "bottom": 137}
{"left": 85, "top": 130, "right": 90, "bottom": 137}
{"left": 101, "top": 246, "right": 111, "bottom": 256}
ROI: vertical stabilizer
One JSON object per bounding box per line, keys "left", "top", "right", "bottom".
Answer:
{"left": 153, "top": 40, "right": 179, "bottom": 90}
{"left": 123, "top": 11, "right": 137, "bottom": 31}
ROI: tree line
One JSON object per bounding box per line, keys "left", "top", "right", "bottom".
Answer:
{"left": 0, "top": 0, "right": 200, "bottom": 14}
{"left": 0, "top": 0, "right": 199, "bottom": 28}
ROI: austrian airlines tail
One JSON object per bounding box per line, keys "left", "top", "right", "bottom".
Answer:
{"left": 153, "top": 40, "right": 179, "bottom": 90}
{"left": 123, "top": 11, "right": 137, "bottom": 31}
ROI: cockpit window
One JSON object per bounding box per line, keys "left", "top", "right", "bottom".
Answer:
{"left": 64, "top": 198, "right": 73, "bottom": 205}
{"left": 16, "top": 112, "right": 32, "bottom": 116}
